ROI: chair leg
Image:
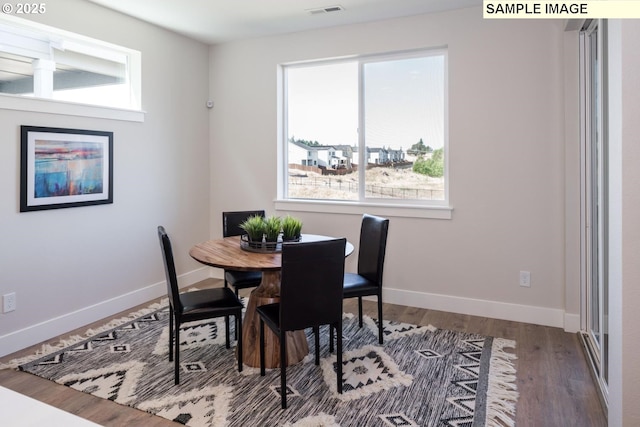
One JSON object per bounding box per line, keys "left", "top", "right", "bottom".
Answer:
{"left": 313, "top": 326, "right": 320, "bottom": 365}
{"left": 234, "top": 291, "right": 240, "bottom": 340}
{"left": 225, "top": 278, "right": 238, "bottom": 344}
{"left": 236, "top": 313, "right": 243, "bottom": 372}
{"left": 174, "top": 321, "right": 180, "bottom": 385}
{"left": 259, "top": 319, "right": 266, "bottom": 377}
{"left": 358, "top": 297, "right": 363, "bottom": 327}
{"left": 168, "top": 306, "right": 174, "bottom": 362}
{"left": 377, "top": 294, "right": 384, "bottom": 344}
{"left": 329, "top": 325, "right": 335, "bottom": 353}
{"left": 280, "top": 332, "right": 287, "bottom": 409}
{"left": 336, "top": 322, "right": 343, "bottom": 394}
{"left": 225, "top": 315, "right": 231, "bottom": 349}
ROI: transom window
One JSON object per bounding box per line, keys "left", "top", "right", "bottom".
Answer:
{"left": 281, "top": 48, "right": 448, "bottom": 207}
{"left": 0, "top": 15, "right": 141, "bottom": 110}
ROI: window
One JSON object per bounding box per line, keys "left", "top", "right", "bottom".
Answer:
{"left": 0, "top": 15, "right": 141, "bottom": 111}
{"left": 281, "top": 49, "right": 448, "bottom": 209}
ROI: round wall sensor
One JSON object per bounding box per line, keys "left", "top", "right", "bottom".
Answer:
{"left": 206, "top": 100, "right": 214, "bottom": 108}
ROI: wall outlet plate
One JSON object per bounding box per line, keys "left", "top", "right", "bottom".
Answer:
{"left": 519, "top": 271, "right": 531, "bottom": 287}
{"left": 3, "top": 293, "right": 16, "bottom": 313}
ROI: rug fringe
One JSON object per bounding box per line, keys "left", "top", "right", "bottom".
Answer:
{"left": 0, "top": 299, "right": 168, "bottom": 370}
{"left": 485, "top": 337, "right": 519, "bottom": 427}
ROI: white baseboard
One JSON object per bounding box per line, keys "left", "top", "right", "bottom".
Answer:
{"left": 381, "top": 287, "right": 576, "bottom": 331}
{"left": 0, "top": 267, "right": 212, "bottom": 359}
{"left": 208, "top": 268, "right": 224, "bottom": 280}
{"left": 563, "top": 313, "right": 581, "bottom": 333}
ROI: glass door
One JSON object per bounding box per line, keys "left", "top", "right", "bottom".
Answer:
{"left": 580, "top": 19, "right": 609, "bottom": 405}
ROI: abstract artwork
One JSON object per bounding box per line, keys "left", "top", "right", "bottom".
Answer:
{"left": 20, "top": 126, "right": 113, "bottom": 212}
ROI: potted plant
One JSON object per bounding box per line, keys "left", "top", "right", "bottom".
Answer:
{"left": 264, "top": 215, "right": 282, "bottom": 243}
{"left": 281, "top": 215, "right": 303, "bottom": 241}
{"left": 239, "top": 215, "right": 265, "bottom": 244}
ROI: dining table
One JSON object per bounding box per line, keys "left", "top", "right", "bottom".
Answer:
{"left": 189, "top": 234, "right": 354, "bottom": 369}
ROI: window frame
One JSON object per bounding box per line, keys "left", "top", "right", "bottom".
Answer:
{"left": 277, "top": 48, "right": 451, "bottom": 219}
{"left": 0, "top": 15, "right": 143, "bottom": 122}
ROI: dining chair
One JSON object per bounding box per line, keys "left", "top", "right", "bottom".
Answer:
{"left": 257, "top": 238, "right": 347, "bottom": 409}
{"left": 157, "top": 226, "right": 244, "bottom": 385}
{"left": 343, "top": 214, "right": 389, "bottom": 344}
{"left": 222, "top": 210, "right": 265, "bottom": 297}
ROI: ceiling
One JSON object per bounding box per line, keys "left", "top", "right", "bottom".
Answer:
{"left": 86, "top": 0, "right": 481, "bottom": 45}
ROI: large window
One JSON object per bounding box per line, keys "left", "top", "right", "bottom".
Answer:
{"left": 281, "top": 49, "right": 448, "bottom": 208}
{"left": 0, "top": 15, "right": 141, "bottom": 111}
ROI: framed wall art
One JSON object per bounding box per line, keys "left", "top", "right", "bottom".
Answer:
{"left": 20, "top": 126, "right": 114, "bottom": 212}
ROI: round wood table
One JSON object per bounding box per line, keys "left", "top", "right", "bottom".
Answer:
{"left": 189, "top": 234, "right": 353, "bottom": 369}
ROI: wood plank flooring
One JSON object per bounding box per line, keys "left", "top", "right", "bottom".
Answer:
{"left": 0, "top": 279, "right": 607, "bottom": 426}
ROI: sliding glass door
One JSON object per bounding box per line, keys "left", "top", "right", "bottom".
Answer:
{"left": 580, "top": 19, "right": 609, "bottom": 405}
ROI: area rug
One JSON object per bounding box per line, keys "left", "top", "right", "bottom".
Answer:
{"left": 3, "top": 299, "right": 518, "bottom": 427}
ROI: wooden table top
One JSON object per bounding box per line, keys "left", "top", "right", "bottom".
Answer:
{"left": 189, "top": 234, "right": 354, "bottom": 272}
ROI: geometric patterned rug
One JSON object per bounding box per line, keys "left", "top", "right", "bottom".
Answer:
{"left": 3, "top": 299, "right": 518, "bottom": 427}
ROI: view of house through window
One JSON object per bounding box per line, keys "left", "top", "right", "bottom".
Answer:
{"left": 284, "top": 49, "right": 447, "bottom": 205}
{"left": 0, "top": 16, "right": 140, "bottom": 110}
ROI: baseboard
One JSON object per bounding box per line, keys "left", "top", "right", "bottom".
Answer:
{"left": 0, "top": 267, "right": 211, "bottom": 359}
{"left": 208, "top": 267, "right": 224, "bottom": 280}
{"left": 381, "top": 287, "right": 572, "bottom": 330}
{"left": 563, "top": 313, "right": 581, "bottom": 333}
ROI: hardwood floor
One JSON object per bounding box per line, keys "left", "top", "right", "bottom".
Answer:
{"left": 0, "top": 279, "right": 607, "bottom": 426}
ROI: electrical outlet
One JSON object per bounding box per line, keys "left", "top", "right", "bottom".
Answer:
{"left": 3, "top": 292, "right": 16, "bottom": 313}
{"left": 519, "top": 271, "right": 531, "bottom": 288}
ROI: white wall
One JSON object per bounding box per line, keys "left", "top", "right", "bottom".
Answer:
{"left": 607, "top": 18, "right": 640, "bottom": 427}
{"left": 0, "top": 0, "right": 211, "bottom": 357}
{"left": 209, "top": 8, "right": 576, "bottom": 328}
{"left": 620, "top": 19, "right": 640, "bottom": 420}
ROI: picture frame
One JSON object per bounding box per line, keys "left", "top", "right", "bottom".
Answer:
{"left": 20, "top": 126, "right": 114, "bottom": 212}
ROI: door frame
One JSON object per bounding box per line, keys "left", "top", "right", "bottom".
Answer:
{"left": 579, "top": 18, "right": 609, "bottom": 409}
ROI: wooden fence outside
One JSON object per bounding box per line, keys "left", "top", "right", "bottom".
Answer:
{"left": 288, "top": 175, "right": 444, "bottom": 200}
{"left": 289, "top": 163, "right": 356, "bottom": 176}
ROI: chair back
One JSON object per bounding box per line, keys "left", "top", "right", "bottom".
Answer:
{"left": 157, "top": 226, "right": 183, "bottom": 314}
{"left": 279, "top": 238, "right": 347, "bottom": 332}
{"left": 357, "top": 214, "right": 389, "bottom": 287}
{"left": 223, "top": 210, "right": 266, "bottom": 237}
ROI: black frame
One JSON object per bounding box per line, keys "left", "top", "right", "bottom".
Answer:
{"left": 20, "top": 125, "right": 114, "bottom": 212}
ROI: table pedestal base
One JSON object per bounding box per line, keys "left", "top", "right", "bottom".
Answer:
{"left": 241, "top": 271, "right": 309, "bottom": 368}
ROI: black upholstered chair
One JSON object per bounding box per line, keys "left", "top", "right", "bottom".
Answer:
{"left": 343, "top": 214, "right": 389, "bottom": 344}
{"left": 222, "top": 210, "right": 265, "bottom": 297}
{"left": 157, "top": 226, "right": 243, "bottom": 385}
{"left": 257, "top": 238, "right": 347, "bottom": 409}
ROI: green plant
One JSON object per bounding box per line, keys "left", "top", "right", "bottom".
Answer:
{"left": 412, "top": 148, "right": 444, "bottom": 178}
{"left": 264, "top": 215, "right": 282, "bottom": 242}
{"left": 281, "top": 215, "right": 303, "bottom": 240}
{"left": 239, "top": 215, "right": 265, "bottom": 242}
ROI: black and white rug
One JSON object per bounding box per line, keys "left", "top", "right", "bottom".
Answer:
{"left": 4, "top": 299, "right": 518, "bottom": 427}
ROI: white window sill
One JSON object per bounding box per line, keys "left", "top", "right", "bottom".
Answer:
{"left": 0, "top": 94, "right": 145, "bottom": 122}
{"left": 275, "top": 199, "right": 452, "bottom": 219}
